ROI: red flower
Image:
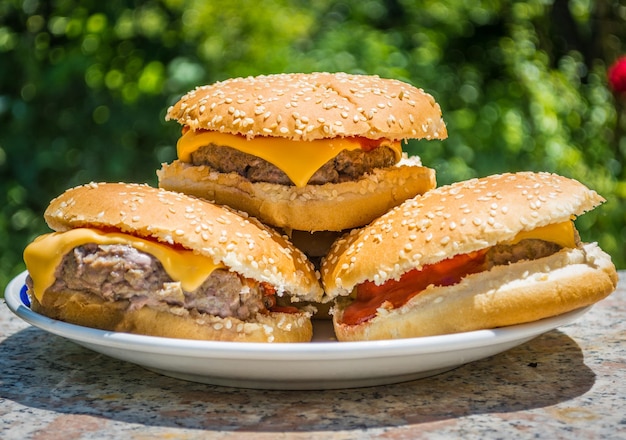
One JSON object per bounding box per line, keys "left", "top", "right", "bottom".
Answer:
{"left": 608, "top": 56, "right": 626, "bottom": 94}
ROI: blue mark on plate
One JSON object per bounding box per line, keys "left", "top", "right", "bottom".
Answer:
{"left": 20, "top": 284, "right": 31, "bottom": 308}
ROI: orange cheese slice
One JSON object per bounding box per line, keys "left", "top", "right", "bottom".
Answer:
{"left": 23, "top": 228, "right": 225, "bottom": 302}
{"left": 509, "top": 220, "right": 577, "bottom": 249}
{"left": 177, "top": 130, "right": 402, "bottom": 188}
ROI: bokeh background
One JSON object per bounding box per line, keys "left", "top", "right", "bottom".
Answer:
{"left": 1, "top": 0, "right": 625, "bottom": 292}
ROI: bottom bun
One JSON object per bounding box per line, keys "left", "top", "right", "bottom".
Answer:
{"left": 332, "top": 242, "right": 618, "bottom": 341}
{"left": 31, "top": 290, "right": 313, "bottom": 343}
{"left": 157, "top": 156, "right": 436, "bottom": 232}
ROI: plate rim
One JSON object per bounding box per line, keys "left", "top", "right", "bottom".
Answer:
{"left": 4, "top": 271, "right": 590, "bottom": 361}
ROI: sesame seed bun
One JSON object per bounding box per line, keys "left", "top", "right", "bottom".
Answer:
{"left": 321, "top": 172, "right": 618, "bottom": 340}
{"left": 165, "top": 72, "right": 447, "bottom": 141}
{"left": 32, "top": 182, "right": 324, "bottom": 342}
{"left": 159, "top": 72, "right": 443, "bottom": 242}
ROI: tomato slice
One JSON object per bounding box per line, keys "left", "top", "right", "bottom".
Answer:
{"left": 260, "top": 282, "right": 301, "bottom": 314}
{"left": 341, "top": 250, "right": 489, "bottom": 325}
{"left": 357, "top": 137, "right": 383, "bottom": 151}
{"left": 356, "top": 137, "right": 398, "bottom": 152}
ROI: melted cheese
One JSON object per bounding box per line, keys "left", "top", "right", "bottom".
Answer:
{"left": 177, "top": 130, "right": 403, "bottom": 188}
{"left": 509, "top": 220, "right": 577, "bottom": 249}
{"left": 23, "top": 228, "right": 225, "bottom": 302}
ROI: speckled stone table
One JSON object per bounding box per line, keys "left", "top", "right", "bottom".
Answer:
{"left": 1, "top": 272, "right": 624, "bottom": 439}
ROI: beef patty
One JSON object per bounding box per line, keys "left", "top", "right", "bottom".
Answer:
{"left": 40, "top": 243, "right": 270, "bottom": 321}
{"left": 190, "top": 143, "right": 397, "bottom": 185}
{"left": 485, "top": 238, "right": 573, "bottom": 268}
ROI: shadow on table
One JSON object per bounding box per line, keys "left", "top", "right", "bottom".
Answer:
{"left": 0, "top": 326, "right": 594, "bottom": 433}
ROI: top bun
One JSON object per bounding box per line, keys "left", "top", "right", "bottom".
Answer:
{"left": 45, "top": 182, "right": 324, "bottom": 302}
{"left": 165, "top": 72, "right": 447, "bottom": 141}
{"left": 321, "top": 172, "right": 605, "bottom": 298}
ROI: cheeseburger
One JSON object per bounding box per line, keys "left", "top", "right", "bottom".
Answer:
{"left": 321, "top": 172, "right": 618, "bottom": 341}
{"left": 157, "top": 72, "right": 447, "bottom": 257}
{"left": 23, "top": 182, "right": 323, "bottom": 342}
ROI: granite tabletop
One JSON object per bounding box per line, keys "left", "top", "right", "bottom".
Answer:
{"left": 1, "top": 271, "right": 624, "bottom": 439}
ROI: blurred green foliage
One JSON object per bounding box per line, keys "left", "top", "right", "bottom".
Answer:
{"left": 1, "top": 0, "right": 625, "bottom": 292}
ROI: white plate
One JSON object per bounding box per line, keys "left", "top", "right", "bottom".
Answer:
{"left": 4, "top": 271, "right": 590, "bottom": 390}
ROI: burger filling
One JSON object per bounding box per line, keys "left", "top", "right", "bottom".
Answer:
{"left": 26, "top": 243, "right": 293, "bottom": 321}
{"left": 175, "top": 128, "right": 404, "bottom": 187}
{"left": 341, "top": 226, "right": 580, "bottom": 326}
{"left": 190, "top": 143, "right": 397, "bottom": 186}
